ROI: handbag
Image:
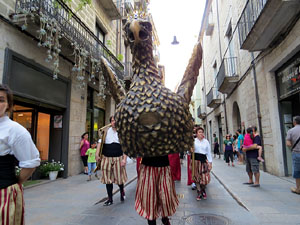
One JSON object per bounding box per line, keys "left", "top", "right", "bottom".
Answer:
{"left": 291, "top": 136, "right": 300, "bottom": 151}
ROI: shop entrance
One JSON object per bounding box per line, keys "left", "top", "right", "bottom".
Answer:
{"left": 279, "top": 92, "right": 300, "bottom": 175}
{"left": 13, "top": 103, "right": 64, "bottom": 164}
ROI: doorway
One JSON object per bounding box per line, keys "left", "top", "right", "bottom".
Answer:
{"left": 217, "top": 115, "right": 223, "bottom": 154}
{"left": 13, "top": 103, "right": 63, "bottom": 164}
{"left": 279, "top": 92, "right": 300, "bottom": 176}
{"left": 232, "top": 102, "right": 241, "bottom": 133}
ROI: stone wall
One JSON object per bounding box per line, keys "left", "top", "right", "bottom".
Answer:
{"left": 194, "top": 0, "right": 300, "bottom": 176}
{"left": 0, "top": 19, "right": 87, "bottom": 176}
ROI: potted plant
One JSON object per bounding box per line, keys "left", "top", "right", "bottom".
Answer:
{"left": 39, "top": 160, "right": 64, "bottom": 180}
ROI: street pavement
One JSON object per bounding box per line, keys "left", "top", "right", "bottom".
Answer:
{"left": 23, "top": 157, "right": 300, "bottom": 225}
{"left": 212, "top": 157, "right": 300, "bottom": 225}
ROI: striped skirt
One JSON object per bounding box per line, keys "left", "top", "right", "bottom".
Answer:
{"left": 0, "top": 183, "right": 24, "bottom": 225}
{"left": 135, "top": 165, "right": 179, "bottom": 220}
{"left": 100, "top": 156, "right": 128, "bottom": 185}
{"left": 192, "top": 160, "right": 211, "bottom": 186}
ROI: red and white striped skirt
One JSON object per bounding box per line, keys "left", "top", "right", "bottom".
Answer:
{"left": 100, "top": 156, "right": 128, "bottom": 185}
{"left": 0, "top": 183, "right": 24, "bottom": 225}
{"left": 135, "top": 165, "right": 179, "bottom": 220}
{"left": 192, "top": 160, "right": 211, "bottom": 186}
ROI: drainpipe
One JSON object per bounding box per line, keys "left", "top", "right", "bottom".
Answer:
{"left": 202, "top": 44, "right": 207, "bottom": 136}
{"left": 251, "top": 53, "right": 266, "bottom": 172}
{"left": 216, "top": 0, "right": 229, "bottom": 134}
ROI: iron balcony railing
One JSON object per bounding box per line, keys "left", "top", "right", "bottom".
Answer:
{"left": 237, "top": 0, "right": 268, "bottom": 48}
{"left": 15, "top": 0, "right": 124, "bottom": 79}
{"left": 217, "top": 57, "right": 238, "bottom": 90}
{"left": 207, "top": 87, "right": 220, "bottom": 106}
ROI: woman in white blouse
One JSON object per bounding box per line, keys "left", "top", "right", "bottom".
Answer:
{"left": 190, "top": 127, "right": 212, "bottom": 201}
{"left": 0, "top": 84, "right": 40, "bottom": 224}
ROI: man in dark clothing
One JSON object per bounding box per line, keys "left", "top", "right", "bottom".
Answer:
{"left": 243, "top": 126, "right": 261, "bottom": 187}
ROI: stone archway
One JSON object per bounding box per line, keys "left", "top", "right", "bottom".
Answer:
{"left": 232, "top": 102, "right": 241, "bottom": 134}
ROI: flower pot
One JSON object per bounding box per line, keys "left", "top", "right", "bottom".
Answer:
{"left": 49, "top": 171, "right": 58, "bottom": 180}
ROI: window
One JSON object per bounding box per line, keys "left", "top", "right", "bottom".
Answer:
{"left": 96, "top": 23, "right": 105, "bottom": 44}
{"left": 86, "top": 87, "right": 105, "bottom": 143}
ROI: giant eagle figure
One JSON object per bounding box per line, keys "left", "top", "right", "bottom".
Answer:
{"left": 100, "top": 17, "right": 202, "bottom": 158}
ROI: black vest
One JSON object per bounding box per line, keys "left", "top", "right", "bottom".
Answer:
{"left": 194, "top": 153, "right": 207, "bottom": 163}
{"left": 0, "top": 155, "right": 18, "bottom": 189}
{"left": 141, "top": 155, "right": 169, "bottom": 167}
{"left": 102, "top": 143, "right": 123, "bottom": 157}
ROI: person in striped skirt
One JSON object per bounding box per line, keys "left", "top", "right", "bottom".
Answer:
{"left": 190, "top": 127, "right": 212, "bottom": 200}
{"left": 96, "top": 116, "right": 127, "bottom": 206}
{"left": 0, "top": 85, "right": 40, "bottom": 224}
{"left": 135, "top": 155, "right": 179, "bottom": 225}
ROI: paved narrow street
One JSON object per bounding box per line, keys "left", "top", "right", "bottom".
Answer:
{"left": 24, "top": 158, "right": 294, "bottom": 225}
{"left": 24, "top": 157, "right": 300, "bottom": 225}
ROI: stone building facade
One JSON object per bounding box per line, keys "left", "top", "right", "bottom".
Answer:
{"left": 192, "top": 0, "right": 300, "bottom": 176}
{"left": 0, "top": 0, "right": 159, "bottom": 177}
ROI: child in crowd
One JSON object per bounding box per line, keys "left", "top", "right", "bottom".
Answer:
{"left": 86, "top": 141, "right": 98, "bottom": 181}
{"left": 243, "top": 128, "right": 264, "bottom": 162}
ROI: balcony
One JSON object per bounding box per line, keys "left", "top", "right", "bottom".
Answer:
{"left": 207, "top": 87, "right": 221, "bottom": 109}
{"left": 120, "top": 0, "right": 134, "bottom": 22}
{"left": 197, "top": 105, "right": 207, "bottom": 119}
{"left": 237, "top": 0, "right": 300, "bottom": 51}
{"left": 12, "top": 0, "right": 124, "bottom": 79}
{"left": 98, "top": 0, "right": 121, "bottom": 20}
{"left": 217, "top": 57, "right": 239, "bottom": 94}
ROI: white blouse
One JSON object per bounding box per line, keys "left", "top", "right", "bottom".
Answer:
{"left": 98, "top": 127, "right": 120, "bottom": 144}
{"left": 0, "top": 116, "right": 40, "bottom": 168}
{"left": 194, "top": 138, "right": 212, "bottom": 163}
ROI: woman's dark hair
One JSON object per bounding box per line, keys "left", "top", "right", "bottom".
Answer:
{"left": 0, "top": 84, "right": 13, "bottom": 113}
{"left": 195, "top": 127, "right": 204, "bottom": 133}
{"left": 109, "top": 116, "right": 114, "bottom": 122}
{"left": 237, "top": 129, "right": 241, "bottom": 134}
{"left": 246, "top": 127, "right": 254, "bottom": 140}
{"left": 233, "top": 135, "right": 237, "bottom": 139}
{"left": 91, "top": 140, "right": 97, "bottom": 145}
{"left": 81, "top": 132, "right": 89, "bottom": 139}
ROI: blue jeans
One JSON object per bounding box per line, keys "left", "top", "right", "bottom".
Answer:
{"left": 88, "top": 162, "right": 97, "bottom": 176}
{"left": 292, "top": 152, "right": 300, "bottom": 179}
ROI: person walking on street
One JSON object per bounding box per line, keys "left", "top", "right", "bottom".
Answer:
{"left": 135, "top": 155, "right": 178, "bottom": 225}
{"left": 237, "top": 129, "right": 244, "bottom": 164}
{"left": 96, "top": 116, "right": 127, "bottom": 206}
{"left": 213, "top": 133, "right": 220, "bottom": 159}
{"left": 85, "top": 141, "right": 98, "bottom": 181}
{"left": 168, "top": 152, "right": 181, "bottom": 181}
{"left": 191, "top": 127, "right": 212, "bottom": 201}
{"left": 242, "top": 126, "right": 262, "bottom": 187}
{"left": 0, "top": 84, "right": 41, "bottom": 224}
{"left": 80, "top": 132, "right": 90, "bottom": 174}
{"left": 224, "top": 134, "right": 235, "bottom": 167}
{"left": 286, "top": 115, "right": 300, "bottom": 194}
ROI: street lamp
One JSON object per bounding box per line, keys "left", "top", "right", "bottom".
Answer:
{"left": 171, "top": 36, "right": 179, "bottom": 45}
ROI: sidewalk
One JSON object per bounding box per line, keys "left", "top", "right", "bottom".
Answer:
{"left": 24, "top": 162, "right": 137, "bottom": 225}
{"left": 212, "top": 157, "right": 300, "bottom": 225}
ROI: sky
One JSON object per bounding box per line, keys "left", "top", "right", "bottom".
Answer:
{"left": 148, "top": 0, "right": 205, "bottom": 91}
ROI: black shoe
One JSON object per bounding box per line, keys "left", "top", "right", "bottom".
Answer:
{"left": 120, "top": 191, "right": 126, "bottom": 202}
{"left": 103, "top": 200, "right": 113, "bottom": 206}
{"left": 162, "top": 217, "right": 170, "bottom": 225}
